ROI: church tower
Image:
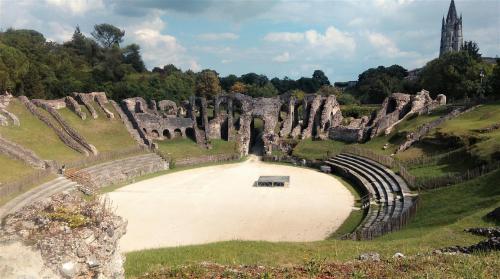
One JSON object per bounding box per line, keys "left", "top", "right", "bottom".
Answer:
{"left": 439, "top": 0, "right": 463, "bottom": 57}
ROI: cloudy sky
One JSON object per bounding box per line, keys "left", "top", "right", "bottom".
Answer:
{"left": 0, "top": 0, "right": 498, "bottom": 82}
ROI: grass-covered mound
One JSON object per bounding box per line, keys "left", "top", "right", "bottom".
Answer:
{"left": 57, "top": 101, "right": 136, "bottom": 155}
{"left": 0, "top": 154, "right": 35, "bottom": 184}
{"left": 124, "top": 169, "right": 500, "bottom": 277}
{"left": 292, "top": 139, "right": 347, "bottom": 160}
{"left": 132, "top": 253, "right": 500, "bottom": 279}
{"left": 155, "top": 138, "right": 237, "bottom": 161}
{"left": 0, "top": 99, "right": 81, "bottom": 162}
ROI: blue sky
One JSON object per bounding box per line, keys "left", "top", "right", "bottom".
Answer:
{"left": 0, "top": 0, "right": 498, "bottom": 82}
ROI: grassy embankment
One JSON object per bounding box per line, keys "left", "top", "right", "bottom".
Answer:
{"left": 57, "top": 101, "right": 138, "bottom": 162}
{"left": 0, "top": 98, "right": 82, "bottom": 163}
{"left": 155, "top": 138, "right": 238, "bottom": 162}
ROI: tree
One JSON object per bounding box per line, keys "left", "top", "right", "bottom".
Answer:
{"left": 354, "top": 65, "right": 408, "bottom": 103}
{"left": 246, "top": 82, "right": 278, "bottom": 98}
{"left": 220, "top": 74, "right": 238, "bottom": 91}
{"left": 91, "top": 24, "right": 125, "bottom": 48}
{"left": 462, "top": 41, "right": 481, "bottom": 60}
{"left": 196, "top": 70, "right": 221, "bottom": 98}
{"left": 419, "top": 51, "right": 489, "bottom": 101}
{"left": 123, "top": 44, "right": 146, "bottom": 72}
{"left": 488, "top": 59, "right": 500, "bottom": 99}
{"left": 312, "top": 70, "right": 330, "bottom": 86}
{"left": 317, "top": 85, "right": 340, "bottom": 96}
{"left": 230, "top": 81, "right": 247, "bottom": 94}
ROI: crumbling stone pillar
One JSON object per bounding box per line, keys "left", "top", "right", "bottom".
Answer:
{"left": 301, "top": 95, "right": 322, "bottom": 139}
{"left": 227, "top": 98, "right": 234, "bottom": 140}
{"left": 279, "top": 96, "right": 295, "bottom": 138}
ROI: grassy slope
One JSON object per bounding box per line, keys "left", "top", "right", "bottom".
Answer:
{"left": 0, "top": 99, "right": 81, "bottom": 162}
{"left": 57, "top": 102, "right": 137, "bottom": 155}
{"left": 292, "top": 139, "right": 347, "bottom": 160}
{"left": 0, "top": 153, "right": 35, "bottom": 184}
{"left": 435, "top": 103, "right": 500, "bottom": 161}
{"left": 155, "top": 138, "right": 237, "bottom": 161}
{"left": 360, "top": 107, "right": 450, "bottom": 158}
{"left": 125, "top": 169, "right": 500, "bottom": 277}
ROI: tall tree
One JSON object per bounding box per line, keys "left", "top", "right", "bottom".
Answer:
{"left": 123, "top": 44, "right": 146, "bottom": 72}
{"left": 312, "top": 70, "right": 330, "bottom": 86}
{"left": 91, "top": 24, "right": 125, "bottom": 48}
{"left": 196, "top": 70, "right": 221, "bottom": 98}
{"left": 462, "top": 41, "right": 482, "bottom": 60}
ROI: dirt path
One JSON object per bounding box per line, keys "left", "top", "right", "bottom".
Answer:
{"left": 107, "top": 157, "right": 354, "bottom": 252}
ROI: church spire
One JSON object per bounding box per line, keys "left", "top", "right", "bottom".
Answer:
{"left": 447, "top": 0, "right": 458, "bottom": 22}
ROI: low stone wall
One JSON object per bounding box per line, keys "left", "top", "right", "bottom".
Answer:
{"left": 174, "top": 153, "right": 240, "bottom": 167}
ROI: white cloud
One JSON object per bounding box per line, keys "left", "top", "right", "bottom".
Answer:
{"left": 264, "top": 26, "right": 356, "bottom": 56}
{"left": 304, "top": 27, "right": 356, "bottom": 54}
{"left": 198, "top": 32, "right": 239, "bottom": 41}
{"left": 45, "top": 0, "right": 104, "bottom": 14}
{"left": 272, "top": 52, "right": 291, "bottom": 63}
{"left": 46, "top": 22, "right": 74, "bottom": 42}
{"left": 264, "top": 32, "right": 304, "bottom": 43}
{"left": 128, "top": 16, "right": 200, "bottom": 71}
{"left": 367, "top": 31, "right": 411, "bottom": 57}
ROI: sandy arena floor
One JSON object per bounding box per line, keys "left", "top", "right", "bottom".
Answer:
{"left": 107, "top": 157, "right": 354, "bottom": 252}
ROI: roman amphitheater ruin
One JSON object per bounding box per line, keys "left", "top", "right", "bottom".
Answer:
{"left": 0, "top": 89, "right": 449, "bottom": 278}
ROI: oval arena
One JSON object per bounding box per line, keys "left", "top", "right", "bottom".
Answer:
{"left": 107, "top": 157, "right": 354, "bottom": 252}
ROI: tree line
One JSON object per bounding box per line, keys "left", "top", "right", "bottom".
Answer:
{"left": 0, "top": 24, "right": 498, "bottom": 104}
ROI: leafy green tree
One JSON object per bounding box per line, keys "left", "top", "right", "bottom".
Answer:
{"left": 247, "top": 82, "right": 278, "bottom": 98}
{"left": 419, "top": 51, "right": 490, "bottom": 101}
{"left": 462, "top": 41, "right": 481, "bottom": 60}
{"left": 123, "top": 44, "right": 146, "bottom": 72}
{"left": 312, "top": 70, "right": 330, "bottom": 86}
{"left": 317, "top": 85, "right": 340, "bottom": 96}
{"left": 91, "top": 24, "right": 125, "bottom": 48}
{"left": 0, "top": 43, "right": 29, "bottom": 93}
{"left": 488, "top": 59, "right": 500, "bottom": 99}
{"left": 354, "top": 65, "right": 408, "bottom": 103}
{"left": 196, "top": 70, "right": 221, "bottom": 98}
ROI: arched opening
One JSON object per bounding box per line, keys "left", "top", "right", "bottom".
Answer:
{"left": 135, "top": 101, "right": 145, "bottom": 113}
{"left": 387, "top": 99, "right": 397, "bottom": 114}
{"left": 174, "top": 128, "right": 182, "bottom": 138}
{"left": 250, "top": 117, "right": 265, "bottom": 155}
{"left": 185, "top": 127, "right": 196, "bottom": 142}
{"left": 151, "top": 129, "right": 160, "bottom": 138}
{"left": 163, "top": 129, "right": 172, "bottom": 139}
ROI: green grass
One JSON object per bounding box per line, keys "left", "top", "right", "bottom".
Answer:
{"left": 0, "top": 154, "right": 35, "bottom": 184}
{"left": 125, "top": 169, "right": 500, "bottom": 277}
{"left": 360, "top": 107, "right": 450, "bottom": 158}
{"left": 435, "top": 103, "right": 500, "bottom": 161}
{"left": 0, "top": 99, "right": 82, "bottom": 162}
{"left": 155, "top": 138, "right": 237, "bottom": 161}
{"left": 292, "top": 139, "right": 347, "bottom": 160}
{"left": 57, "top": 102, "right": 137, "bottom": 155}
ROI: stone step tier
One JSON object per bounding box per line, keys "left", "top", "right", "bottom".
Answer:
{"left": 0, "top": 177, "right": 78, "bottom": 220}
{"left": 324, "top": 153, "right": 416, "bottom": 240}
{"left": 74, "top": 153, "right": 169, "bottom": 187}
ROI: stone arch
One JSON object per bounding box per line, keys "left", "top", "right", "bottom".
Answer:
{"left": 174, "top": 128, "right": 182, "bottom": 138}
{"left": 163, "top": 129, "right": 172, "bottom": 139}
{"left": 151, "top": 129, "right": 160, "bottom": 138}
{"left": 387, "top": 98, "right": 398, "bottom": 114}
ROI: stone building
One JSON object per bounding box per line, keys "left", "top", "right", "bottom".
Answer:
{"left": 440, "top": 0, "right": 463, "bottom": 57}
